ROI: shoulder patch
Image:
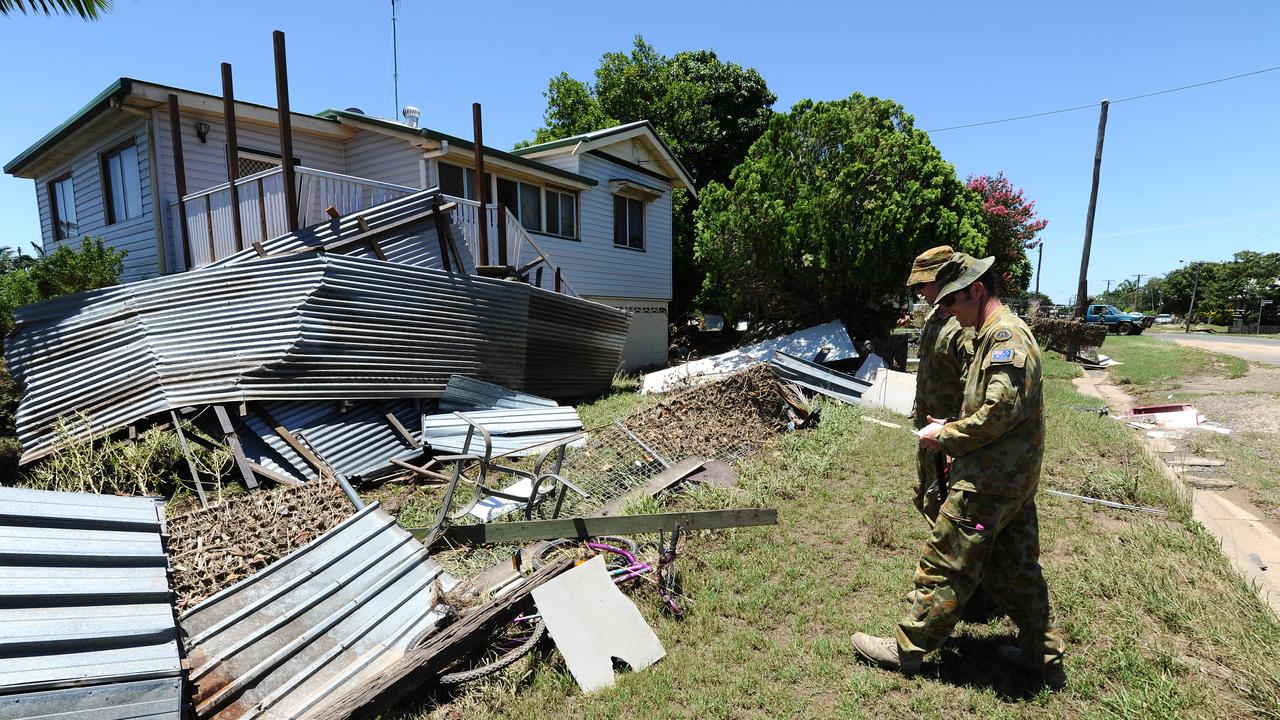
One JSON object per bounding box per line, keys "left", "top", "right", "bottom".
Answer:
{"left": 993, "top": 328, "right": 1012, "bottom": 341}
{"left": 990, "top": 348, "right": 1014, "bottom": 363}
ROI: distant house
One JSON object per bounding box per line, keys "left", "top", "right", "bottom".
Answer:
{"left": 3, "top": 78, "right": 695, "bottom": 370}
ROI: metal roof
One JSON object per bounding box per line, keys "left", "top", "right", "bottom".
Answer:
{"left": 768, "top": 351, "right": 872, "bottom": 405}
{"left": 0, "top": 486, "right": 182, "bottom": 719}
{"left": 238, "top": 376, "right": 583, "bottom": 483}
{"left": 180, "top": 502, "right": 454, "bottom": 720}
{"left": 6, "top": 251, "right": 628, "bottom": 463}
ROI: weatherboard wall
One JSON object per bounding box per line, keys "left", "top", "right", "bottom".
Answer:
{"left": 33, "top": 119, "right": 160, "bottom": 283}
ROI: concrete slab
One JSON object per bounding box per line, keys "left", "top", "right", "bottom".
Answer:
{"left": 532, "top": 555, "right": 666, "bottom": 692}
{"left": 860, "top": 368, "right": 916, "bottom": 416}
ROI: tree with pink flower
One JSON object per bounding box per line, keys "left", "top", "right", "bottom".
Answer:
{"left": 965, "top": 173, "right": 1048, "bottom": 296}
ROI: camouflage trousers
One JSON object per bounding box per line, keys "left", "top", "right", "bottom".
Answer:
{"left": 913, "top": 447, "right": 943, "bottom": 523}
{"left": 896, "top": 488, "right": 1065, "bottom": 666}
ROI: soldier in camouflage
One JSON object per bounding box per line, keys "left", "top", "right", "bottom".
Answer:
{"left": 853, "top": 253, "right": 1066, "bottom": 689}
{"left": 906, "top": 246, "right": 972, "bottom": 522}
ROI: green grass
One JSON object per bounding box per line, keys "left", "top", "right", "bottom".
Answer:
{"left": 392, "top": 370, "right": 1280, "bottom": 719}
{"left": 1100, "top": 336, "right": 1248, "bottom": 391}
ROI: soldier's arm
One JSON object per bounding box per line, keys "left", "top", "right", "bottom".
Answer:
{"left": 935, "top": 362, "right": 1027, "bottom": 456}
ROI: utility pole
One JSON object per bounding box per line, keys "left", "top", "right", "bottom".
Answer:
{"left": 1074, "top": 100, "right": 1110, "bottom": 320}
{"left": 1104, "top": 279, "right": 1113, "bottom": 293}
{"left": 1184, "top": 262, "right": 1203, "bottom": 333}
{"left": 1034, "top": 241, "right": 1043, "bottom": 296}
{"left": 1133, "top": 274, "right": 1144, "bottom": 311}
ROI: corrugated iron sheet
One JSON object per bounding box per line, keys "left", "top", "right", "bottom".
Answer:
{"left": 7, "top": 252, "right": 628, "bottom": 463}
{"left": 238, "top": 377, "right": 583, "bottom": 483}
{"left": 180, "top": 502, "right": 455, "bottom": 720}
{"left": 0, "top": 486, "right": 182, "bottom": 719}
{"left": 768, "top": 351, "right": 872, "bottom": 405}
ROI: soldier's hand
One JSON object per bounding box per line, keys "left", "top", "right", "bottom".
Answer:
{"left": 917, "top": 415, "right": 946, "bottom": 453}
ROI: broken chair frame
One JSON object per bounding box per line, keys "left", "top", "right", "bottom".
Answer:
{"left": 416, "top": 412, "right": 588, "bottom": 544}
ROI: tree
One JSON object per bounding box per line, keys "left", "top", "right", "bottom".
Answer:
{"left": 0, "top": 0, "right": 110, "bottom": 18}
{"left": 0, "top": 236, "right": 125, "bottom": 334}
{"left": 693, "top": 94, "right": 987, "bottom": 337}
{"left": 964, "top": 173, "right": 1047, "bottom": 296}
{"left": 528, "top": 36, "right": 777, "bottom": 313}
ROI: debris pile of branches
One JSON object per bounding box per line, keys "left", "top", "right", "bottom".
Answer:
{"left": 167, "top": 479, "right": 354, "bottom": 612}
{"left": 1027, "top": 316, "right": 1108, "bottom": 359}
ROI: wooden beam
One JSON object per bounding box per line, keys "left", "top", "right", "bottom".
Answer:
{"left": 250, "top": 403, "right": 327, "bottom": 480}
{"left": 472, "top": 103, "right": 489, "bottom": 266}
{"left": 221, "top": 63, "right": 244, "bottom": 253}
{"left": 309, "top": 556, "right": 574, "bottom": 720}
{"left": 166, "top": 94, "right": 192, "bottom": 271}
{"left": 170, "top": 410, "right": 208, "bottom": 509}
{"left": 593, "top": 456, "right": 705, "bottom": 517}
{"left": 379, "top": 403, "right": 421, "bottom": 449}
{"left": 431, "top": 196, "right": 452, "bottom": 272}
{"left": 213, "top": 404, "right": 258, "bottom": 489}
{"left": 423, "top": 508, "right": 777, "bottom": 545}
{"left": 274, "top": 30, "right": 300, "bottom": 233}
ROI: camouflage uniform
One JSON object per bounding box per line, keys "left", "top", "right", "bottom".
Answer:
{"left": 913, "top": 307, "right": 972, "bottom": 521}
{"left": 896, "top": 305, "right": 1065, "bottom": 667}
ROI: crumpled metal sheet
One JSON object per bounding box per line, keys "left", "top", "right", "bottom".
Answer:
{"left": 180, "top": 502, "right": 455, "bottom": 720}
{"left": 0, "top": 486, "right": 182, "bottom": 719}
{"left": 6, "top": 252, "right": 627, "bottom": 464}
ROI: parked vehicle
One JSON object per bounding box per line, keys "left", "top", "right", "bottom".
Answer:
{"left": 1155, "top": 314, "right": 1174, "bottom": 324}
{"left": 1084, "top": 304, "right": 1155, "bottom": 335}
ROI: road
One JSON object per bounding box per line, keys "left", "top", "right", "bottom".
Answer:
{"left": 1150, "top": 331, "right": 1280, "bottom": 365}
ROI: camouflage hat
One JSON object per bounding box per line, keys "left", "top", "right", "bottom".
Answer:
{"left": 906, "top": 245, "right": 955, "bottom": 286}
{"left": 935, "top": 253, "right": 996, "bottom": 301}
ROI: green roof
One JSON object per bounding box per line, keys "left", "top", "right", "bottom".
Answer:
{"left": 511, "top": 120, "right": 695, "bottom": 190}
{"left": 317, "top": 109, "right": 597, "bottom": 187}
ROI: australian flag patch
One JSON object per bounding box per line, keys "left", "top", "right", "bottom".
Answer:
{"left": 991, "top": 348, "right": 1014, "bottom": 363}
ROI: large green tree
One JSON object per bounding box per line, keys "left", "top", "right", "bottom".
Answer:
{"left": 528, "top": 36, "right": 776, "bottom": 313}
{"left": 693, "top": 94, "right": 987, "bottom": 337}
{"left": 1158, "top": 251, "right": 1280, "bottom": 323}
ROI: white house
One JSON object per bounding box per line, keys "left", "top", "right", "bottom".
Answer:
{"left": 3, "top": 78, "right": 695, "bottom": 370}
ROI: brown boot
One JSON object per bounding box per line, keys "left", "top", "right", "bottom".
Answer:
{"left": 851, "top": 633, "right": 923, "bottom": 675}
{"left": 998, "top": 644, "right": 1066, "bottom": 690}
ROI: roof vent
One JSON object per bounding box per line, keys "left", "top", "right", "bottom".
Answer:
{"left": 402, "top": 105, "right": 421, "bottom": 128}
{"left": 344, "top": 107, "right": 365, "bottom": 114}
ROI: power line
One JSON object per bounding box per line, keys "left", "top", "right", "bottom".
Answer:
{"left": 926, "top": 63, "right": 1280, "bottom": 133}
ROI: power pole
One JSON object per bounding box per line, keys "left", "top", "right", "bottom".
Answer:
{"left": 1133, "top": 274, "right": 1144, "bottom": 310}
{"left": 1034, "top": 241, "right": 1043, "bottom": 296}
{"left": 1104, "top": 279, "right": 1113, "bottom": 293}
{"left": 1074, "top": 100, "right": 1110, "bottom": 320}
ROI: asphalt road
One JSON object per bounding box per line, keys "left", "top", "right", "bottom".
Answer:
{"left": 1150, "top": 331, "right": 1280, "bottom": 365}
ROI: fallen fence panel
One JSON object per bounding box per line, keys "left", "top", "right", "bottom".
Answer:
{"left": 427, "top": 508, "right": 779, "bottom": 545}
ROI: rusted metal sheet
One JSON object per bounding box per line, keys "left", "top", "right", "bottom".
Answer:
{"left": 0, "top": 486, "right": 182, "bottom": 719}
{"left": 180, "top": 502, "right": 455, "bottom": 720}
{"left": 7, "top": 252, "right": 628, "bottom": 464}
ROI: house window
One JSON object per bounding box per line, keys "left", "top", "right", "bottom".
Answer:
{"left": 613, "top": 196, "right": 645, "bottom": 250}
{"left": 439, "top": 162, "right": 483, "bottom": 201}
{"left": 102, "top": 142, "right": 143, "bottom": 224}
{"left": 497, "top": 177, "right": 544, "bottom": 233}
{"left": 545, "top": 189, "right": 577, "bottom": 239}
{"left": 48, "top": 174, "right": 78, "bottom": 240}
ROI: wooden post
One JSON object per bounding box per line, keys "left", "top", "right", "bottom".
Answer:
{"left": 221, "top": 63, "right": 245, "bottom": 253}
{"left": 554, "top": 266, "right": 561, "bottom": 293}
{"left": 274, "top": 30, "right": 299, "bottom": 233}
{"left": 431, "top": 197, "right": 452, "bottom": 272}
{"left": 1074, "top": 99, "right": 1109, "bottom": 319}
{"left": 166, "top": 94, "right": 193, "bottom": 271}
{"left": 472, "top": 103, "right": 489, "bottom": 266}
{"left": 496, "top": 202, "right": 508, "bottom": 266}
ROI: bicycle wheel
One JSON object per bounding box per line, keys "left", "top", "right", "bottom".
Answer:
{"left": 437, "top": 617, "right": 547, "bottom": 685}
{"left": 530, "top": 535, "right": 639, "bottom": 569}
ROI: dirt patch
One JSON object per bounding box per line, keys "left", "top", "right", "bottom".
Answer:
{"left": 167, "top": 480, "right": 356, "bottom": 613}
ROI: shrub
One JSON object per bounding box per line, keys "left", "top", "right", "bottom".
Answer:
{"left": 1027, "top": 316, "right": 1108, "bottom": 357}
{"left": 0, "top": 236, "right": 125, "bottom": 334}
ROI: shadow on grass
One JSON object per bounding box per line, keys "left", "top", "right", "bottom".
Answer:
{"left": 927, "top": 633, "right": 1055, "bottom": 701}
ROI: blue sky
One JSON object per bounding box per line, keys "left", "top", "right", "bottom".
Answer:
{"left": 1, "top": 0, "right": 1277, "bottom": 306}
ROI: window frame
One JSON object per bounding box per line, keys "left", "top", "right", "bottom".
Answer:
{"left": 47, "top": 172, "right": 78, "bottom": 241}
{"left": 613, "top": 195, "right": 646, "bottom": 251}
{"left": 100, "top": 140, "right": 144, "bottom": 225}
{"left": 543, "top": 187, "right": 578, "bottom": 240}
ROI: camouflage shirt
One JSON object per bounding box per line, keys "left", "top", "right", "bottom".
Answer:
{"left": 914, "top": 307, "right": 973, "bottom": 430}
{"left": 936, "top": 305, "right": 1045, "bottom": 498}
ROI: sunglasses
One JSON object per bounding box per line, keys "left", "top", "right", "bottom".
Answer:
{"left": 938, "top": 289, "right": 965, "bottom": 308}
